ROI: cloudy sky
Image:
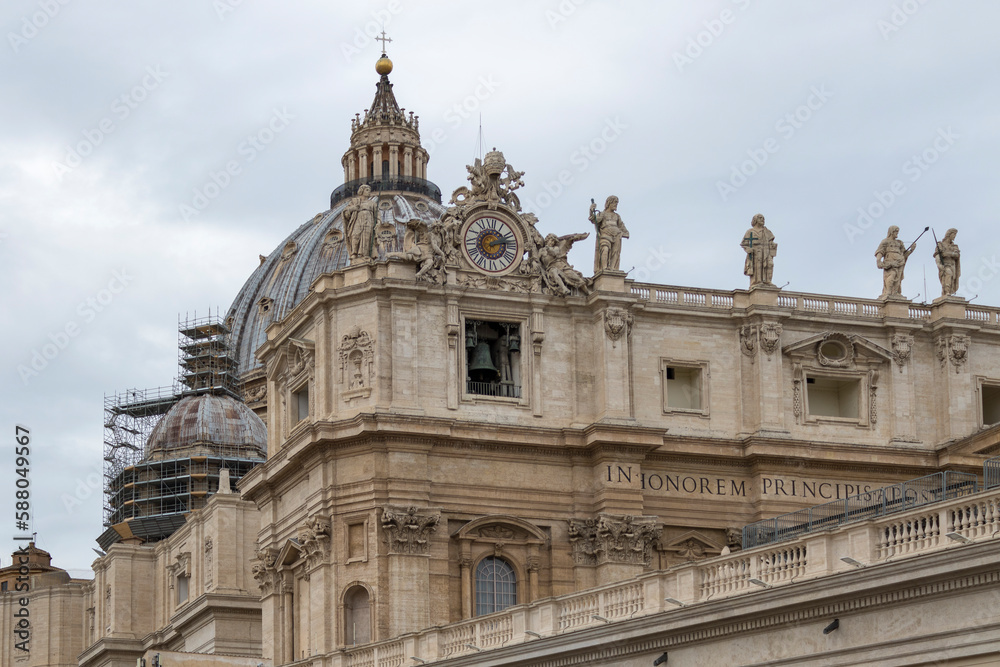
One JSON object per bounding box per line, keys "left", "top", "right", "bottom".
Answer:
{"left": 1, "top": 1, "right": 998, "bottom": 573}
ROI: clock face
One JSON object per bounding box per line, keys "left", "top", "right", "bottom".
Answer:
{"left": 463, "top": 216, "right": 520, "bottom": 274}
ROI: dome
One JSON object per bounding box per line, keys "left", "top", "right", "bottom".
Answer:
{"left": 226, "top": 192, "right": 447, "bottom": 375}
{"left": 145, "top": 393, "right": 267, "bottom": 459}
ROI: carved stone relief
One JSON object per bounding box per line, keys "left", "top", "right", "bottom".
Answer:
{"left": 869, "top": 369, "right": 879, "bottom": 425}
{"left": 891, "top": 333, "right": 913, "bottom": 370}
{"left": 339, "top": 327, "right": 375, "bottom": 399}
{"left": 250, "top": 546, "right": 280, "bottom": 596}
{"left": 457, "top": 275, "right": 539, "bottom": 294}
{"left": 567, "top": 514, "right": 661, "bottom": 567}
{"left": 381, "top": 506, "right": 440, "bottom": 555}
{"left": 297, "top": 514, "right": 332, "bottom": 569}
{"left": 604, "top": 307, "right": 633, "bottom": 347}
{"left": 204, "top": 537, "right": 213, "bottom": 591}
{"left": 936, "top": 334, "right": 970, "bottom": 372}
{"left": 739, "top": 324, "right": 758, "bottom": 360}
{"left": 816, "top": 333, "right": 855, "bottom": 367}
{"left": 287, "top": 338, "right": 315, "bottom": 380}
{"left": 760, "top": 322, "right": 782, "bottom": 357}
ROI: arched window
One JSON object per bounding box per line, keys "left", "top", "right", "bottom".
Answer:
{"left": 344, "top": 585, "right": 371, "bottom": 645}
{"left": 474, "top": 557, "right": 516, "bottom": 616}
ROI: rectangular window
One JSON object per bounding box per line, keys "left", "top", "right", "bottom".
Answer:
{"left": 348, "top": 522, "right": 367, "bottom": 562}
{"left": 465, "top": 320, "right": 522, "bottom": 399}
{"left": 177, "top": 575, "right": 189, "bottom": 605}
{"left": 983, "top": 384, "right": 1000, "bottom": 426}
{"left": 293, "top": 386, "right": 309, "bottom": 424}
{"left": 806, "top": 376, "right": 860, "bottom": 419}
{"left": 661, "top": 359, "right": 709, "bottom": 415}
{"left": 1, "top": 581, "right": 7, "bottom": 592}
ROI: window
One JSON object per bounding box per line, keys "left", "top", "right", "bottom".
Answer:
{"left": 806, "top": 376, "right": 860, "bottom": 419}
{"left": 1, "top": 581, "right": 7, "bottom": 592}
{"left": 293, "top": 385, "right": 309, "bottom": 424}
{"left": 660, "top": 359, "right": 709, "bottom": 414}
{"left": 344, "top": 585, "right": 371, "bottom": 645}
{"left": 465, "top": 320, "right": 522, "bottom": 399}
{"left": 982, "top": 384, "right": 1000, "bottom": 426}
{"left": 177, "top": 575, "right": 189, "bottom": 605}
{"left": 475, "top": 557, "right": 516, "bottom": 616}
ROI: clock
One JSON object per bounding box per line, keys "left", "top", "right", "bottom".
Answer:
{"left": 462, "top": 215, "right": 521, "bottom": 274}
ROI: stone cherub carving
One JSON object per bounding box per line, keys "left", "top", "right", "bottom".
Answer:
{"left": 589, "top": 195, "right": 629, "bottom": 272}
{"left": 875, "top": 225, "right": 920, "bottom": 299}
{"left": 741, "top": 214, "right": 777, "bottom": 287}
{"left": 933, "top": 227, "right": 961, "bottom": 297}
{"left": 539, "top": 232, "right": 591, "bottom": 296}
{"left": 390, "top": 218, "right": 444, "bottom": 282}
{"left": 343, "top": 184, "right": 379, "bottom": 261}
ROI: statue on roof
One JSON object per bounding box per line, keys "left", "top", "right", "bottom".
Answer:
{"left": 741, "top": 214, "right": 777, "bottom": 288}
{"left": 344, "top": 184, "right": 379, "bottom": 261}
{"left": 933, "top": 227, "right": 961, "bottom": 297}
{"left": 590, "top": 195, "right": 629, "bottom": 273}
{"left": 539, "top": 232, "right": 591, "bottom": 296}
{"left": 875, "top": 225, "right": 919, "bottom": 299}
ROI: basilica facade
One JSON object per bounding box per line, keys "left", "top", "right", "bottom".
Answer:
{"left": 5, "top": 51, "right": 1000, "bottom": 667}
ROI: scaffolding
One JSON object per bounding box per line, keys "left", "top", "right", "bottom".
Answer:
{"left": 102, "top": 312, "right": 261, "bottom": 534}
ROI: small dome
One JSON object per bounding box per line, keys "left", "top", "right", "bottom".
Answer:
{"left": 146, "top": 394, "right": 266, "bottom": 460}
{"left": 375, "top": 56, "right": 393, "bottom": 75}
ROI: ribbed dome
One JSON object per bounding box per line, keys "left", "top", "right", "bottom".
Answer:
{"left": 226, "top": 192, "right": 447, "bottom": 374}
{"left": 145, "top": 394, "right": 267, "bottom": 459}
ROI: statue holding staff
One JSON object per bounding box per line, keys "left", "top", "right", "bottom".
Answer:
{"left": 933, "top": 228, "right": 961, "bottom": 297}
{"left": 875, "top": 225, "right": 925, "bottom": 298}
{"left": 740, "top": 214, "right": 777, "bottom": 287}
{"left": 589, "top": 195, "right": 629, "bottom": 272}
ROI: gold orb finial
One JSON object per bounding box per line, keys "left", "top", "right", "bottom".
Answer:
{"left": 375, "top": 55, "right": 393, "bottom": 76}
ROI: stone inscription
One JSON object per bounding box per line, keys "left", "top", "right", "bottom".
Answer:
{"left": 606, "top": 465, "right": 875, "bottom": 501}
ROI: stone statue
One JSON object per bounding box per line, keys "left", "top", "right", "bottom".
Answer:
{"left": 875, "top": 226, "right": 916, "bottom": 299}
{"left": 741, "top": 214, "right": 777, "bottom": 287}
{"left": 589, "top": 195, "right": 629, "bottom": 273}
{"left": 539, "top": 232, "right": 591, "bottom": 296}
{"left": 520, "top": 212, "right": 546, "bottom": 277}
{"left": 933, "top": 228, "right": 961, "bottom": 297}
{"left": 343, "top": 184, "right": 379, "bottom": 261}
{"left": 390, "top": 218, "right": 445, "bottom": 283}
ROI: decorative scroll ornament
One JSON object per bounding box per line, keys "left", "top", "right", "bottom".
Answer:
{"left": 381, "top": 505, "right": 440, "bottom": 555}
{"left": 339, "top": 327, "right": 375, "bottom": 398}
{"left": 739, "top": 324, "right": 758, "bottom": 359}
{"left": 287, "top": 338, "right": 315, "bottom": 379}
{"left": 250, "top": 546, "right": 279, "bottom": 595}
{"left": 759, "top": 322, "right": 782, "bottom": 357}
{"left": 604, "top": 307, "right": 633, "bottom": 347}
{"left": 891, "top": 333, "right": 913, "bottom": 370}
{"left": 568, "top": 514, "right": 661, "bottom": 567}
{"left": 297, "top": 515, "right": 332, "bottom": 568}
{"left": 816, "top": 333, "right": 855, "bottom": 367}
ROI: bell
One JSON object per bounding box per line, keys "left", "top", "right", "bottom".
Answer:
{"left": 507, "top": 333, "right": 520, "bottom": 353}
{"left": 469, "top": 341, "right": 499, "bottom": 382}
{"left": 465, "top": 330, "right": 477, "bottom": 350}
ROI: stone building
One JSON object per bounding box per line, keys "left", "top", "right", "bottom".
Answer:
{"left": 5, "top": 50, "right": 1000, "bottom": 667}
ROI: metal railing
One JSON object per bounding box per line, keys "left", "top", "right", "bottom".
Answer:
{"left": 743, "top": 471, "right": 979, "bottom": 549}
{"left": 985, "top": 456, "right": 1000, "bottom": 490}
{"left": 466, "top": 381, "right": 521, "bottom": 399}
{"left": 330, "top": 175, "right": 442, "bottom": 207}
